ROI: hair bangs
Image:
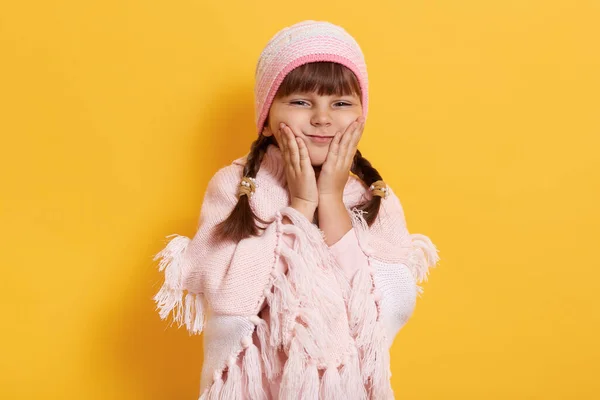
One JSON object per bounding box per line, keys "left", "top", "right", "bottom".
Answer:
{"left": 275, "top": 62, "right": 362, "bottom": 100}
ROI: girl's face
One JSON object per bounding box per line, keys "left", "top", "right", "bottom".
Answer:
{"left": 262, "top": 91, "right": 363, "bottom": 166}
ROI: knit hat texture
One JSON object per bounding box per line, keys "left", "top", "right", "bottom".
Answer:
{"left": 254, "top": 20, "right": 369, "bottom": 134}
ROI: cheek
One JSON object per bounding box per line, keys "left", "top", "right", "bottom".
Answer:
{"left": 279, "top": 111, "right": 310, "bottom": 129}
{"left": 341, "top": 113, "right": 362, "bottom": 128}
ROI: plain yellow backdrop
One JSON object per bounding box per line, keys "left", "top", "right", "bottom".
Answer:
{"left": 1, "top": 0, "right": 598, "bottom": 399}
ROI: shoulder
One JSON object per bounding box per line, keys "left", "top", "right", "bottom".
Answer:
{"left": 343, "top": 177, "right": 407, "bottom": 229}
{"left": 343, "top": 176, "right": 405, "bottom": 219}
{"left": 203, "top": 160, "right": 245, "bottom": 205}
{"left": 375, "top": 185, "right": 407, "bottom": 226}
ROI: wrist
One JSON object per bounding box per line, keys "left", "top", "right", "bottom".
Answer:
{"left": 318, "top": 193, "right": 344, "bottom": 206}
{"left": 290, "top": 200, "right": 317, "bottom": 222}
{"left": 316, "top": 196, "right": 352, "bottom": 245}
{"left": 317, "top": 196, "right": 347, "bottom": 222}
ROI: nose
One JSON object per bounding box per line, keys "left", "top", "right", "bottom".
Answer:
{"left": 310, "top": 108, "right": 332, "bottom": 127}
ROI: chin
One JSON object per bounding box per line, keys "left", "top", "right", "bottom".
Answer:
{"left": 306, "top": 148, "right": 327, "bottom": 166}
{"left": 308, "top": 156, "right": 326, "bottom": 167}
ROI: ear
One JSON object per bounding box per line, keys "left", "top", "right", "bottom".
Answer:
{"left": 262, "top": 125, "right": 273, "bottom": 137}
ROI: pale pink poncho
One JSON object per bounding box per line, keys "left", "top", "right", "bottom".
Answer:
{"left": 153, "top": 144, "right": 439, "bottom": 399}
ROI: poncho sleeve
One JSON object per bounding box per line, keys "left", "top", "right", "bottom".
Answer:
{"left": 152, "top": 164, "right": 301, "bottom": 335}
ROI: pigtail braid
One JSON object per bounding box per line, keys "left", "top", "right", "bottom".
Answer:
{"left": 351, "top": 149, "right": 384, "bottom": 226}
{"left": 214, "top": 135, "right": 275, "bottom": 242}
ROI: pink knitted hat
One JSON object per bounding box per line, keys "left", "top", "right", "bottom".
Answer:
{"left": 254, "top": 20, "right": 369, "bottom": 134}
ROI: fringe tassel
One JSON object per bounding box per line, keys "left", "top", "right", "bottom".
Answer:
{"left": 269, "top": 269, "right": 299, "bottom": 348}
{"left": 278, "top": 244, "right": 341, "bottom": 330}
{"left": 347, "top": 265, "right": 379, "bottom": 383}
{"left": 278, "top": 211, "right": 347, "bottom": 320}
{"left": 268, "top": 210, "right": 347, "bottom": 355}
{"left": 153, "top": 235, "right": 190, "bottom": 322}
{"left": 345, "top": 208, "right": 394, "bottom": 388}
{"left": 347, "top": 208, "right": 375, "bottom": 256}
{"left": 293, "top": 322, "right": 324, "bottom": 359}
{"left": 269, "top": 245, "right": 343, "bottom": 385}
{"left": 273, "top": 208, "right": 373, "bottom": 400}
{"left": 153, "top": 234, "right": 206, "bottom": 335}
{"left": 320, "top": 364, "right": 343, "bottom": 400}
{"left": 265, "top": 285, "right": 282, "bottom": 348}
{"left": 300, "top": 362, "right": 320, "bottom": 400}
{"left": 207, "top": 374, "right": 223, "bottom": 400}
{"left": 242, "top": 340, "right": 266, "bottom": 400}
{"left": 370, "top": 327, "right": 394, "bottom": 399}
{"left": 340, "top": 353, "right": 367, "bottom": 400}
{"left": 281, "top": 232, "right": 342, "bottom": 313}
{"left": 348, "top": 266, "right": 376, "bottom": 336}
{"left": 183, "top": 293, "right": 205, "bottom": 334}
{"left": 278, "top": 337, "right": 306, "bottom": 400}
{"left": 220, "top": 357, "right": 242, "bottom": 399}
{"left": 408, "top": 233, "right": 440, "bottom": 283}
{"left": 331, "top": 259, "right": 352, "bottom": 300}
{"left": 255, "top": 317, "right": 282, "bottom": 380}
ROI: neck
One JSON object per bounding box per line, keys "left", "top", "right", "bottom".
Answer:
{"left": 313, "top": 165, "right": 322, "bottom": 179}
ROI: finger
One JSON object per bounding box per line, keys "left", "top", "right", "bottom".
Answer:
{"left": 343, "top": 121, "right": 364, "bottom": 167}
{"left": 283, "top": 125, "right": 300, "bottom": 170}
{"left": 326, "top": 131, "right": 342, "bottom": 163}
{"left": 349, "top": 122, "right": 365, "bottom": 149}
{"left": 296, "top": 136, "right": 311, "bottom": 171}
{"left": 338, "top": 120, "right": 359, "bottom": 163}
{"left": 274, "top": 128, "right": 284, "bottom": 153}
{"left": 352, "top": 120, "right": 365, "bottom": 147}
{"left": 278, "top": 124, "right": 292, "bottom": 166}
{"left": 274, "top": 123, "right": 283, "bottom": 147}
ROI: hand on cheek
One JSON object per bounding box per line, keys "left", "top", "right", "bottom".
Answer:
{"left": 317, "top": 117, "right": 365, "bottom": 199}
{"left": 274, "top": 123, "right": 319, "bottom": 220}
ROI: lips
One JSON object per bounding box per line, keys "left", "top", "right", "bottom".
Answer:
{"left": 306, "top": 135, "right": 334, "bottom": 144}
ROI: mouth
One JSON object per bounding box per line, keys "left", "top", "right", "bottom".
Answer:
{"left": 306, "top": 135, "right": 334, "bottom": 144}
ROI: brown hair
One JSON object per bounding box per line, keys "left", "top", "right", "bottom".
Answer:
{"left": 215, "top": 62, "right": 384, "bottom": 242}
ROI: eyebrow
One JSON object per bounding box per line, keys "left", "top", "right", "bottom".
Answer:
{"left": 286, "top": 93, "right": 358, "bottom": 99}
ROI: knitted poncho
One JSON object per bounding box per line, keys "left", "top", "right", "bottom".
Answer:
{"left": 153, "top": 144, "right": 439, "bottom": 399}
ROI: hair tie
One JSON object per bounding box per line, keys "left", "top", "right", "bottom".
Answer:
{"left": 369, "top": 180, "right": 389, "bottom": 199}
{"left": 238, "top": 176, "right": 258, "bottom": 199}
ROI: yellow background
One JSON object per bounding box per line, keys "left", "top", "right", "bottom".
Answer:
{"left": 1, "top": 0, "right": 598, "bottom": 399}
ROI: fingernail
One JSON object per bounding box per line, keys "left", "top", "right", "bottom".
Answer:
{"left": 280, "top": 122, "right": 285, "bottom": 128}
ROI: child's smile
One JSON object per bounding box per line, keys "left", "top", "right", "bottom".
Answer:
{"left": 262, "top": 91, "right": 363, "bottom": 166}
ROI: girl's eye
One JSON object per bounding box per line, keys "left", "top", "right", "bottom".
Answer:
{"left": 290, "top": 101, "right": 351, "bottom": 107}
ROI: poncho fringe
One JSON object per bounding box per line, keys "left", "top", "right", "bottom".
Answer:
{"left": 155, "top": 211, "right": 438, "bottom": 399}
{"left": 193, "top": 207, "right": 390, "bottom": 399}
{"left": 153, "top": 234, "right": 206, "bottom": 335}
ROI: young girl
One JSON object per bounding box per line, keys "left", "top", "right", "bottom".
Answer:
{"left": 154, "top": 20, "right": 439, "bottom": 400}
